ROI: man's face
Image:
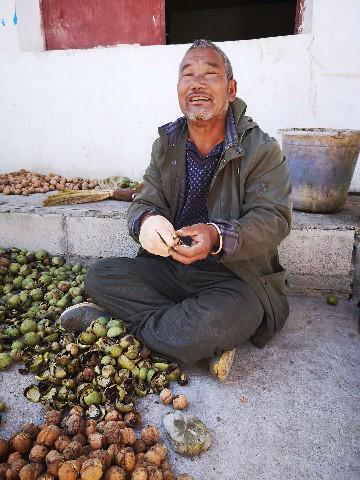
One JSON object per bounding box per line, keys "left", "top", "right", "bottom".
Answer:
{"left": 177, "top": 48, "right": 237, "bottom": 122}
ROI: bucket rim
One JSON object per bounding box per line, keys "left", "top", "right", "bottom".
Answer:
{"left": 278, "top": 128, "right": 360, "bottom": 137}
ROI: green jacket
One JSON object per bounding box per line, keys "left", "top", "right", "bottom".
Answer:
{"left": 128, "top": 98, "right": 292, "bottom": 347}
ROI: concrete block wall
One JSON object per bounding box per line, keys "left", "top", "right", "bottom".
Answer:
{"left": 0, "top": 193, "right": 358, "bottom": 296}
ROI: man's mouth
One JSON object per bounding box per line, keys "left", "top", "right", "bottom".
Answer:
{"left": 188, "top": 95, "right": 211, "bottom": 103}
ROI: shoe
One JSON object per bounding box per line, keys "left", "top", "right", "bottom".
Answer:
{"left": 209, "top": 349, "right": 236, "bottom": 381}
{"left": 60, "top": 302, "right": 111, "bottom": 333}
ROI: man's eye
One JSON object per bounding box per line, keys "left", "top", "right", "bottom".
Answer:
{"left": 206, "top": 72, "right": 217, "bottom": 75}
{"left": 183, "top": 73, "right": 193, "bottom": 77}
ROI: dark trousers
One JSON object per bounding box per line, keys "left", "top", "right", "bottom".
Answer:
{"left": 84, "top": 255, "right": 264, "bottom": 364}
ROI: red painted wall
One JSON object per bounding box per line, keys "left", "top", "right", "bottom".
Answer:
{"left": 41, "top": 0, "right": 165, "bottom": 50}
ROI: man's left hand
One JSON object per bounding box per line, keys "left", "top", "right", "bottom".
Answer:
{"left": 170, "top": 223, "right": 219, "bottom": 264}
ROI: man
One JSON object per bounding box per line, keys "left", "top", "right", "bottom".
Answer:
{"left": 61, "top": 39, "right": 292, "bottom": 380}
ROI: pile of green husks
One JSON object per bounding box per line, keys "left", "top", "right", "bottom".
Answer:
{"left": 0, "top": 247, "right": 187, "bottom": 419}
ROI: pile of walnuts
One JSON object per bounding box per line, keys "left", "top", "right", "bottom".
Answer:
{"left": 0, "top": 407, "right": 185, "bottom": 480}
{"left": 0, "top": 170, "right": 99, "bottom": 196}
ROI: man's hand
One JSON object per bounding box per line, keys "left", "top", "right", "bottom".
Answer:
{"left": 139, "top": 215, "right": 178, "bottom": 257}
{"left": 170, "top": 223, "right": 220, "bottom": 264}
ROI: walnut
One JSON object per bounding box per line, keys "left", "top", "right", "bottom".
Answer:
{"left": 85, "top": 420, "right": 97, "bottom": 437}
{"left": 45, "top": 450, "right": 65, "bottom": 476}
{"left": 71, "top": 434, "right": 86, "bottom": 446}
{"left": 10, "top": 433, "right": 32, "bottom": 454}
{"left": 63, "top": 415, "right": 85, "bottom": 436}
{"left": 63, "top": 441, "right": 83, "bottom": 461}
{"left": 88, "top": 433, "right": 104, "bottom": 450}
{"left": 89, "top": 450, "right": 111, "bottom": 470}
{"left": 68, "top": 406, "right": 84, "bottom": 417}
{"left": 162, "top": 470, "right": 174, "bottom": 480}
{"left": 134, "top": 453, "right": 145, "bottom": 466}
{"left": 20, "top": 425, "right": 39, "bottom": 441}
{"left": 76, "top": 368, "right": 94, "bottom": 384}
{"left": 55, "top": 435, "right": 71, "bottom": 453}
{"left": 103, "top": 422, "right": 122, "bottom": 445}
{"left": 0, "top": 464, "right": 8, "bottom": 479}
{"left": 119, "top": 447, "right": 135, "bottom": 473}
{"left": 175, "top": 476, "right": 194, "bottom": 480}
{"left": 134, "top": 439, "right": 146, "bottom": 453}
{"left": 146, "top": 465, "right": 163, "bottom": 480}
{"left": 37, "top": 475, "right": 55, "bottom": 480}
{"left": 120, "top": 428, "right": 136, "bottom": 446}
{"left": 172, "top": 395, "right": 188, "bottom": 411}
{"left": 95, "top": 421, "right": 106, "bottom": 434}
{"left": 36, "top": 426, "right": 60, "bottom": 448}
{"left": 11, "top": 459, "right": 27, "bottom": 474}
{"left": 29, "top": 444, "right": 48, "bottom": 463}
{"left": 144, "top": 445, "right": 167, "bottom": 467}
{"left": 58, "top": 460, "right": 82, "bottom": 480}
{"left": 80, "top": 459, "right": 102, "bottom": 480}
{"left": 19, "top": 463, "right": 44, "bottom": 480}
{"left": 104, "top": 466, "right": 126, "bottom": 480}
{"left": 131, "top": 466, "right": 148, "bottom": 480}
{"left": 7, "top": 452, "right": 22, "bottom": 466}
{"left": 140, "top": 426, "right": 159, "bottom": 447}
{"left": 5, "top": 468, "right": 18, "bottom": 480}
{"left": 105, "top": 410, "right": 120, "bottom": 422}
{"left": 124, "top": 411, "right": 141, "bottom": 427}
{"left": 159, "top": 389, "right": 173, "bottom": 406}
{"left": 107, "top": 444, "right": 118, "bottom": 461}
{"left": 0, "top": 439, "right": 8, "bottom": 461}
{"left": 45, "top": 411, "right": 62, "bottom": 426}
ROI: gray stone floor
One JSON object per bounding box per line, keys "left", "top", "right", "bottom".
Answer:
{"left": 0, "top": 296, "right": 359, "bottom": 480}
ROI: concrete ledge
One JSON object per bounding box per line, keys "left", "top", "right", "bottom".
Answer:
{"left": 0, "top": 193, "right": 359, "bottom": 296}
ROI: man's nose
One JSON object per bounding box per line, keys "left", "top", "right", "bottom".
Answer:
{"left": 190, "top": 73, "right": 207, "bottom": 89}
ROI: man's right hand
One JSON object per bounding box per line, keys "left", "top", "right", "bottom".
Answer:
{"left": 139, "top": 215, "right": 178, "bottom": 257}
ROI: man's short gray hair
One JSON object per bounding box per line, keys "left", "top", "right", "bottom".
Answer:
{"left": 186, "top": 39, "right": 234, "bottom": 81}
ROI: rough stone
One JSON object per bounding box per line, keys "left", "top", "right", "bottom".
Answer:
{"left": 163, "top": 411, "right": 211, "bottom": 456}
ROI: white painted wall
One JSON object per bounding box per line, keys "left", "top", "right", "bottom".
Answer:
{"left": 0, "top": 0, "right": 359, "bottom": 191}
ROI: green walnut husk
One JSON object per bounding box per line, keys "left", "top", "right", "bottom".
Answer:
{"left": 0, "top": 245, "right": 187, "bottom": 415}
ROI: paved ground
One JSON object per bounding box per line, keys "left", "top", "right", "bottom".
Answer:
{"left": 0, "top": 296, "right": 359, "bottom": 480}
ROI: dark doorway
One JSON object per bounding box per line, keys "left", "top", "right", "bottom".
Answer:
{"left": 166, "top": 0, "right": 298, "bottom": 44}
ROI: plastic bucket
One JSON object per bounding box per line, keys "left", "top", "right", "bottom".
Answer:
{"left": 278, "top": 128, "right": 360, "bottom": 213}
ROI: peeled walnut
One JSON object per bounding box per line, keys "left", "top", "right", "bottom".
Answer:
{"left": 0, "top": 464, "right": 8, "bottom": 478}
{"left": 10, "top": 433, "right": 32, "bottom": 454}
{"left": 146, "top": 465, "right": 163, "bottom": 480}
{"left": 162, "top": 470, "right": 174, "bottom": 480}
{"left": 95, "top": 421, "right": 106, "bottom": 434}
{"left": 134, "top": 439, "right": 146, "bottom": 453}
{"left": 58, "top": 460, "right": 82, "bottom": 480}
{"left": 63, "top": 441, "right": 83, "bottom": 461}
{"left": 37, "top": 474, "right": 55, "bottom": 480}
{"left": 85, "top": 420, "right": 97, "bottom": 437}
{"left": 7, "top": 452, "right": 22, "bottom": 466}
{"left": 131, "top": 466, "right": 148, "bottom": 480}
{"left": 124, "top": 411, "right": 141, "bottom": 427}
{"left": 144, "top": 445, "right": 167, "bottom": 467}
{"left": 159, "top": 389, "right": 173, "bottom": 406}
{"left": 140, "top": 426, "right": 159, "bottom": 447}
{"left": 0, "top": 439, "right": 8, "bottom": 461}
{"left": 45, "top": 450, "right": 64, "bottom": 476}
{"left": 45, "top": 411, "right": 62, "bottom": 426}
{"left": 119, "top": 447, "right": 135, "bottom": 473}
{"left": 68, "top": 406, "right": 83, "bottom": 417}
{"left": 80, "top": 458, "right": 103, "bottom": 480}
{"left": 89, "top": 450, "right": 111, "bottom": 470}
{"left": 175, "top": 476, "right": 194, "bottom": 480}
{"left": 71, "top": 434, "right": 86, "bottom": 446}
{"left": 88, "top": 433, "right": 104, "bottom": 450}
{"left": 11, "top": 459, "right": 28, "bottom": 474}
{"left": 120, "top": 428, "right": 136, "bottom": 446}
{"left": 103, "top": 422, "right": 122, "bottom": 445}
{"left": 105, "top": 410, "right": 120, "bottom": 422}
{"left": 19, "top": 463, "right": 44, "bottom": 480}
{"left": 36, "top": 426, "right": 60, "bottom": 447}
{"left": 107, "top": 444, "right": 118, "bottom": 461}
{"left": 63, "top": 415, "right": 85, "bottom": 436}
{"left": 134, "top": 453, "right": 145, "bottom": 466}
{"left": 172, "top": 395, "right": 188, "bottom": 411}
{"left": 104, "top": 465, "right": 126, "bottom": 480}
{"left": 29, "top": 444, "right": 48, "bottom": 463}
{"left": 54, "top": 435, "right": 71, "bottom": 453}
{"left": 5, "top": 468, "right": 18, "bottom": 480}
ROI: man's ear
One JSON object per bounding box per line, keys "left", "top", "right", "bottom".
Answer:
{"left": 228, "top": 79, "right": 237, "bottom": 101}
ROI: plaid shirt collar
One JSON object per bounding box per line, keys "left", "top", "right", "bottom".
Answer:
{"left": 160, "top": 104, "right": 239, "bottom": 150}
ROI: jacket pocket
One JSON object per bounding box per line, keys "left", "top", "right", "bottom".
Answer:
{"left": 258, "top": 268, "right": 289, "bottom": 330}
